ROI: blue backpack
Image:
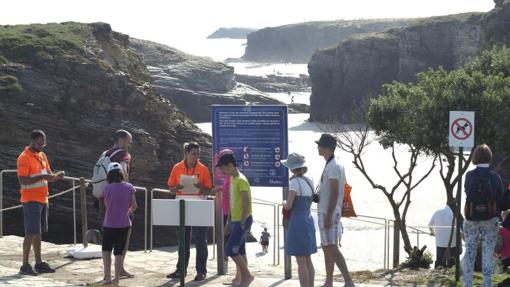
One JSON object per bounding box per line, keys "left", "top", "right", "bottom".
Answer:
{"left": 464, "top": 169, "right": 498, "bottom": 221}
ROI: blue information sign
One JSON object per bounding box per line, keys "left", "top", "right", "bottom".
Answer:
{"left": 212, "top": 105, "right": 289, "bottom": 187}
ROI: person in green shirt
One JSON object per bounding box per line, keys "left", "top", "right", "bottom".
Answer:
{"left": 216, "top": 153, "right": 254, "bottom": 287}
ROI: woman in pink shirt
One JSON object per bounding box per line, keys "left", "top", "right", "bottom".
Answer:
{"left": 101, "top": 162, "right": 137, "bottom": 286}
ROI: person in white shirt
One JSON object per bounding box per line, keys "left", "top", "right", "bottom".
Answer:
{"left": 315, "top": 133, "right": 354, "bottom": 287}
{"left": 428, "top": 201, "right": 458, "bottom": 269}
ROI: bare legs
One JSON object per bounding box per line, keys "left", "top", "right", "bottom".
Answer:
{"left": 322, "top": 245, "right": 354, "bottom": 287}
{"left": 296, "top": 256, "right": 315, "bottom": 287}
{"left": 231, "top": 255, "right": 253, "bottom": 287}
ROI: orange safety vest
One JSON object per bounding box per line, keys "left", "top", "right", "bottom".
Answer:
{"left": 167, "top": 160, "right": 212, "bottom": 198}
{"left": 16, "top": 147, "right": 51, "bottom": 204}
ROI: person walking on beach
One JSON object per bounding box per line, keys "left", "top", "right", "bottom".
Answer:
{"left": 216, "top": 153, "right": 254, "bottom": 287}
{"left": 462, "top": 144, "right": 506, "bottom": 287}
{"left": 428, "top": 200, "right": 458, "bottom": 269}
{"left": 167, "top": 142, "right": 212, "bottom": 282}
{"left": 101, "top": 162, "right": 137, "bottom": 286}
{"left": 17, "top": 130, "right": 64, "bottom": 275}
{"left": 315, "top": 133, "right": 355, "bottom": 287}
{"left": 259, "top": 228, "right": 270, "bottom": 253}
{"left": 282, "top": 152, "right": 317, "bottom": 287}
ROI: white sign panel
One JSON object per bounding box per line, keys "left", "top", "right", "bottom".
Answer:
{"left": 449, "top": 111, "right": 475, "bottom": 148}
{"left": 152, "top": 199, "right": 214, "bottom": 227}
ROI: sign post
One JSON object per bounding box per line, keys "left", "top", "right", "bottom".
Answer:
{"left": 152, "top": 199, "right": 214, "bottom": 287}
{"left": 449, "top": 111, "right": 474, "bottom": 284}
{"left": 212, "top": 105, "right": 289, "bottom": 278}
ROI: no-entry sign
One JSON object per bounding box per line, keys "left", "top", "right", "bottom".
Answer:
{"left": 449, "top": 111, "right": 474, "bottom": 148}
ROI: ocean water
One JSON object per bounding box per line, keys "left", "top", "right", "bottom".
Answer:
{"left": 185, "top": 38, "right": 468, "bottom": 271}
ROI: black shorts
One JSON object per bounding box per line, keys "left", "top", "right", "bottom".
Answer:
{"left": 102, "top": 227, "right": 129, "bottom": 255}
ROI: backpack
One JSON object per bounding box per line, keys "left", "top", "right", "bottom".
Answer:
{"left": 91, "top": 149, "right": 122, "bottom": 198}
{"left": 464, "top": 169, "right": 498, "bottom": 221}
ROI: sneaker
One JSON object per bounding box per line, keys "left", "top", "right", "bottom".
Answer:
{"left": 19, "top": 264, "right": 37, "bottom": 276}
{"left": 34, "top": 262, "right": 55, "bottom": 273}
{"left": 166, "top": 271, "right": 183, "bottom": 279}
{"left": 194, "top": 273, "right": 206, "bottom": 281}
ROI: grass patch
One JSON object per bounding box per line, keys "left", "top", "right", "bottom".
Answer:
{"left": 0, "top": 75, "right": 22, "bottom": 92}
{"left": 447, "top": 272, "right": 510, "bottom": 286}
{"left": 0, "top": 23, "right": 92, "bottom": 63}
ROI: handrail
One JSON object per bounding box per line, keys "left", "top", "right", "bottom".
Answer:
{"left": 0, "top": 185, "right": 80, "bottom": 212}
{"left": 132, "top": 186, "right": 148, "bottom": 252}
{"left": 251, "top": 200, "right": 278, "bottom": 266}
{"left": 1, "top": 170, "right": 148, "bottom": 252}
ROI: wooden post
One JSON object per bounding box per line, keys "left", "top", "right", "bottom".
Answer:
{"left": 79, "top": 177, "right": 88, "bottom": 247}
{"left": 283, "top": 186, "right": 291, "bottom": 279}
{"left": 393, "top": 220, "right": 400, "bottom": 268}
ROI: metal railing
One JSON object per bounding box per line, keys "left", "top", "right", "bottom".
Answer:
{"left": 252, "top": 198, "right": 278, "bottom": 266}
{"left": 0, "top": 169, "right": 148, "bottom": 252}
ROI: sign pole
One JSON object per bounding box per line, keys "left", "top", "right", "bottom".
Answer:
{"left": 455, "top": 147, "right": 463, "bottom": 284}
{"left": 179, "top": 199, "right": 186, "bottom": 287}
{"left": 215, "top": 189, "right": 226, "bottom": 275}
{"left": 282, "top": 186, "right": 291, "bottom": 279}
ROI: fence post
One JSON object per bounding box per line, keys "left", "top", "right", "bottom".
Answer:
{"left": 79, "top": 177, "right": 88, "bottom": 247}
{"left": 393, "top": 220, "right": 400, "bottom": 268}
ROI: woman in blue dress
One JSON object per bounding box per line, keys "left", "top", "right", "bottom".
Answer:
{"left": 282, "top": 152, "right": 317, "bottom": 287}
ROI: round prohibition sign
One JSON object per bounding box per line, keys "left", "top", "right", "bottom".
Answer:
{"left": 451, "top": 117, "right": 472, "bottom": 140}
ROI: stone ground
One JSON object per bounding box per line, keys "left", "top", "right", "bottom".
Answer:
{"left": 0, "top": 235, "right": 453, "bottom": 286}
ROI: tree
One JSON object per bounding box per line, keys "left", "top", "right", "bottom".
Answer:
{"left": 322, "top": 123, "right": 436, "bottom": 256}
{"left": 368, "top": 47, "right": 510, "bottom": 208}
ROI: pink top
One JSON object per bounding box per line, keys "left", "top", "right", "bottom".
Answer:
{"left": 222, "top": 176, "right": 231, "bottom": 216}
{"left": 500, "top": 227, "right": 510, "bottom": 258}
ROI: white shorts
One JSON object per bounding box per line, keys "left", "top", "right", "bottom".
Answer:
{"left": 318, "top": 212, "right": 342, "bottom": 246}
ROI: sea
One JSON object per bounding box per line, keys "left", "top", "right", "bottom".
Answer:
{"left": 172, "top": 37, "right": 471, "bottom": 271}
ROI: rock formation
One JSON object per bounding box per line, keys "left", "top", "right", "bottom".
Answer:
{"left": 207, "top": 27, "right": 257, "bottom": 39}
{"left": 309, "top": 1, "right": 510, "bottom": 122}
{"left": 0, "top": 22, "right": 211, "bottom": 249}
{"left": 243, "top": 19, "right": 413, "bottom": 63}
{"left": 129, "top": 38, "right": 298, "bottom": 122}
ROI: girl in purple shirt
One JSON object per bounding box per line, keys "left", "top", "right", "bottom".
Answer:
{"left": 101, "top": 162, "right": 137, "bottom": 286}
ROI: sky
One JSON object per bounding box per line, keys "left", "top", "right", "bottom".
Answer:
{"left": 0, "top": 0, "right": 496, "bottom": 46}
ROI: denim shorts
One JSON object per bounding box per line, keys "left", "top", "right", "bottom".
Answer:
{"left": 23, "top": 201, "right": 48, "bottom": 235}
{"left": 226, "top": 216, "right": 253, "bottom": 257}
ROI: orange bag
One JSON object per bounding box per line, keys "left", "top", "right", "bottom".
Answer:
{"left": 342, "top": 182, "right": 357, "bottom": 217}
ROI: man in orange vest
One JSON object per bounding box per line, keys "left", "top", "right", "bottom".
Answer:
{"left": 166, "top": 142, "right": 212, "bottom": 282}
{"left": 17, "top": 130, "right": 64, "bottom": 275}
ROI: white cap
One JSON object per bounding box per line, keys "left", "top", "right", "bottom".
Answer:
{"left": 107, "top": 162, "right": 122, "bottom": 173}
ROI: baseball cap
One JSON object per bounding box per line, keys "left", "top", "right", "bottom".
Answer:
{"left": 216, "top": 153, "right": 237, "bottom": 167}
{"left": 315, "top": 133, "right": 337, "bottom": 149}
{"left": 107, "top": 162, "right": 122, "bottom": 173}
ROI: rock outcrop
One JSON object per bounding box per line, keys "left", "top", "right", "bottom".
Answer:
{"left": 129, "top": 39, "right": 295, "bottom": 122}
{"left": 243, "top": 19, "right": 414, "bottom": 63}
{"left": 207, "top": 27, "right": 257, "bottom": 39}
{"left": 235, "top": 74, "right": 310, "bottom": 93}
{"left": 309, "top": 1, "right": 510, "bottom": 122}
{"left": 0, "top": 22, "right": 210, "bottom": 249}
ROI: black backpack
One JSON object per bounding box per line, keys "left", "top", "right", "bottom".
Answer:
{"left": 464, "top": 169, "right": 498, "bottom": 221}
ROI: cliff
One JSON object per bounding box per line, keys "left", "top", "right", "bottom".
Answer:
{"left": 0, "top": 22, "right": 211, "bottom": 249}
{"left": 243, "top": 19, "right": 414, "bottom": 63}
{"left": 207, "top": 27, "right": 257, "bottom": 39}
{"left": 309, "top": 1, "right": 510, "bottom": 122}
